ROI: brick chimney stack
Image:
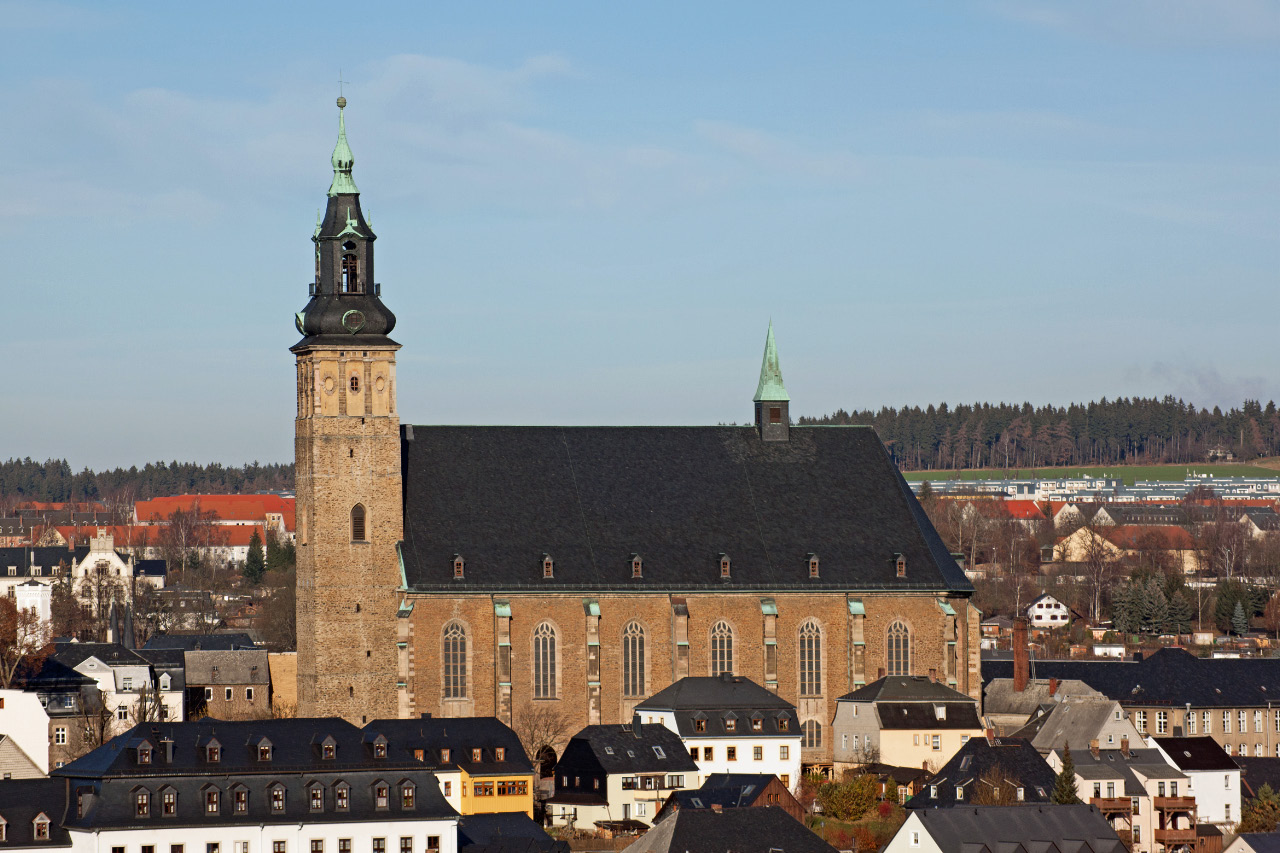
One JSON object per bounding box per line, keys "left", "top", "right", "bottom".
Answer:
{"left": 1090, "top": 739, "right": 1100, "bottom": 758}
{"left": 1120, "top": 737, "right": 1130, "bottom": 757}
{"left": 1013, "top": 618, "right": 1030, "bottom": 693}
{"left": 1049, "top": 678, "right": 1059, "bottom": 697}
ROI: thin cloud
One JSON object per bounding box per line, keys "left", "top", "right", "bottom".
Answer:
{"left": 694, "top": 120, "right": 863, "bottom": 182}
{"left": 985, "top": 0, "right": 1280, "bottom": 47}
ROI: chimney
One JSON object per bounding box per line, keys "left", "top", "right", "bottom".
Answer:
{"left": 711, "top": 803, "right": 722, "bottom": 812}
{"left": 878, "top": 667, "right": 887, "bottom": 679}
{"left": 1120, "top": 737, "right": 1130, "bottom": 758}
{"left": 929, "top": 668, "right": 938, "bottom": 682}
{"left": 985, "top": 728, "right": 995, "bottom": 743}
{"left": 1089, "top": 739, "right": 1099, "bottom": 758}
{"left": 1049, "top": 678, "right": 1059, "bottom": 697}
{"left": 1013, "top": 619, "right": 1030, "bottom": 693}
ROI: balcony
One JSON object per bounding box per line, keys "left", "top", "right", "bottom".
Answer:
{"left": 1090, "top": 797, "right": 1133, "bottom": 814}
{"left": 1153, "top": 827, "right": 1197, "bottom": 844}
{"left": 1154, "top": 796, "right": 1197, "bottom": 812}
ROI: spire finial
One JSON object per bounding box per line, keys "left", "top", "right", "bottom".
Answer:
{"left": 328, "top": 91, "right": 359, "bottom": 197}
{"left": 753, "top": 320, "right": 790, "bottom": 403}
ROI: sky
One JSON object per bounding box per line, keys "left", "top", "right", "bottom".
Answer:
{"left": 3, "top": 1, "right": 1277, "bottom": 469}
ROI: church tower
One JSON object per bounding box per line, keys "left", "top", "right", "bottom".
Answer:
{"left": 753, "top": 321, "right": 790, "bottom": 441}
{"left": 293, "top": 98, "right": 402, "bottom": 723}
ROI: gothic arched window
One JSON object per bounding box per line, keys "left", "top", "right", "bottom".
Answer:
{"left": 443, "top": 622, "right": 467, "bottom": 700}
{"left": 342, "top": 254, "right": 359, "bottom": 293}
{"left": 710, "top": 621, "right": 734, "bottom": 676}
{"left": 350, "top": 504, "right": 366, "bottom": 542}
{"left": 799, "top": 620, "right": 822, "bottom": 697}
{"left": 887, "top": 620, "right": 911, "bottom": 676}
{"left": 622, "top": 622, "right": 646, "bottom": 698}
{"left": 802, "top": 719, "right": 823, "bottom": 749}
{"left": 533, "top": 622, "right": 557, "bottom": 699}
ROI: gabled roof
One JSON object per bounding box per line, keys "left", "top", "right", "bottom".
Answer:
{"left": 906, "top": 737, "right": 1056, "bottom": 809}
{"left": 983, "top": 648, "right": 1280, "bottom": 708}
{"left": 399, "top": 426, "right": 973, "bottom": 594}
{"left": 1152, "top": 736, "right": 1238, "bottom": 772}
{"left": 458, "top": 812, "right": 569, "bottom": 853}
{"left": 660, "top": 773, "right": 784, "bottom": 814}
{"left": 877, "top": 702, "right": 982, "bottom": 730}
{"left": 134, "top": 494, "right": 294, "bottom": 524}
{"left": 910, "top": 805, "right": 1124, "bottom": 853}
{"left": 184, "top": 649, "right": 270, "bottom": 685}
{"left": 144, "top": 633, "right": 258, "bottom": 651}
{"left": 365, "top": 717, "right": 533, "bottom": 775}
{"left": 626, "top": 807, "right": 836, "bottom": 853}
{"left": 554, "top": 724, "right": 696, "bottom": 776}
{"left": 1100, "top": 525, "right": 1196, "bottom": 550}
{"left": 634, "top": 676, "right": 797, "bottom": 738}
{"left": 52, "top": 642, "right": 148, "bottom": 669}
{"left": 840, "top": 675, "right": 977, "bottom": 703}
{"left": 0, "top": 778, "right": 70, "bottom": 847}
{"left": 1007, "top": 699, "right": 1134, "bottom": 753}
{"left": 1059, "top": 747, "right": 1184, "bottom": 796}
{"left": 1234, "top": 834, "right": 1280, "bottom": 853}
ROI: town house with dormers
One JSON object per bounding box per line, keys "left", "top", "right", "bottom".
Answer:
{"left": 291, "top": 100, "right": 980, "bottom": 774}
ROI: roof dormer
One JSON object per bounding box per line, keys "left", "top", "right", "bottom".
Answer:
{"left": 254, "top": 736, "right": 273, "bottom": 762}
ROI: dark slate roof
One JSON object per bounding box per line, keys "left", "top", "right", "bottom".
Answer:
{"left": 634, "top": 676, "right": 797, "bottom": 738}
{"left": 1065, "top": 748, "right": 1183, "bottom": 796}
{"left": 0, "top": 778, "right": 71, "bottom": 847}
{"left": 625, "top": 807, "right": 836, "bottom": 853}
{"left": 1153, "top": 737, "right": 1238, "bottom": 772}
{"left": 11, "top": 656, "right": 95, "bottom": 691}
{"left": 0, "top": 546, "right": 76, "bottom": 576}
{"left": 660, "top": 773, "right": 779, "bottom": 812}
{"left": 458, "top": 812, "right": 569, "bottom": 853}
{"left": 399, "top": 426, "right": 972, "bottom": 594}
{"left": 877, "top": 702, "right": 983, "bottom": 730}
{"left": 555, "top": 724, "right": 697, "bottom": 776}
{"left": 983, "top": 648, "right": 1280, "bottom": 707}
{"left": 1236, "top": 758, "right": 1280, "bottom": 799}
{"left": 840, "top": 675, "right": 979, "bottom": 703}
{"left": 134, "top": 559, "right": 167, "bottom": 577}
{"left": 1235, "top": 833, "right": 1280, "bottom": 853}
{"left": 51, "top": 641, "right": 148, "bottom": 669}
{"left": 910, "top": 804, "right": 1124, "bottom": 853}
{"left": 144, "top": 633, "right": 259, "bottom": 651}
{"left": 906, "top": 737, "right": 1056, "bottom": 809}
{"left": 365, "top": 717, "right": 534, "bottom": 775}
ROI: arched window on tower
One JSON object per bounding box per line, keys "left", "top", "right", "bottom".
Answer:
{"left": 342, "top": 254, "right": 359, "bottom": 293}
{"left": 443, "top": 622, "right": 467, "bottom": 700}
{"left": 710, "top": 621, "right": 734, "bottom": 676}
{"left": 351, "top": 504, "right": 366, "bottom": 542}
{"left": 799, "top": 620, "right": 822, "bottom": 696}
{"left": 533, "top": 622, "right": 557, "bottom": 699}
{"left": 802, "top": 719, "right": 823, "bottom": 749}
{"left": 887, "top": 620, "right": 911, "bottom": 676}
{"left": 622, "top": 622, "right": 646, "bottom": 698}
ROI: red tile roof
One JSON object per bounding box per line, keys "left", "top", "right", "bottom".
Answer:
{"left": 135, "top": 494, "right": 294, "bottom": 528}
{"left": 1101, "top": 524, "right": 1197, "bottom": 550}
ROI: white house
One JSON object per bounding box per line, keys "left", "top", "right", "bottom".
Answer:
{"left": 13, "top": 580, "right": 51, "bottom": 632}
{"left": 51, "top": 642, "right": 184, "bottom": 733}
{"left": 633, "top": 675, "right": 802, "bottom": 791}
{"left": 0, "top": 689, "right": 51, "bottom": 774}
{"left": 1026, "top": 593, "right": 1072, "bottom": 629}
{"left": 1149, "top": 736, "right": 1241, "bottom": 828}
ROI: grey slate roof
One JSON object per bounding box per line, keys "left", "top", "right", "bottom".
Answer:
{"left": 145, "top": 633, "right": 258, "bottom": 651}
{"left": 878, "top": 702, "right": 982, "bottom": 730}
{"left": 1153, "top": 736, "right": 1237, "bottom": 771}
{"left": 634, "top": 676, "right": 797, "bottom": 738}
{"left": 0, "top": 547, "right": 77, "bottom": 577}
{"left": 906, "top": 737, "right": 1056, "bottom": 809}
{"left": 983, "top": 648, "right": 1280, "bottom": 708}
{"left": 458, "top": 813, "right": 569, "bottom": 853}
{"left": 840, "top": 675, "right": 980, "bottom": 703}
{"left": 624, "top": 807, "right": 836, "bottom": 853}
{"left": 1063, "top": 747, "right": 1184, "bottom": 796}
{"left": 1008, "top": 699, "right": 1126, "bottom": 752}
{"left": 910, "top": 804, "right": 1125, "bottom": 853}
{"left": 366, "top": 717, "right": 534, "bottom": 776}
{"left": 662, "top": 773, "right": 779, "bottom": 811}
{"left": 983, "top": 678, "right": 1103, "bottom": 720}
{"left": 399, "top": 426, "right": 973, "bottom": 593}
{"left": 1235, "top": 833, "right": 1280, "bottom": 853}
{"left": 1237, "top": 757, "right": 1280, "bottom": 798}
{"left": 554, "top": 723, "right": 697, "bottom": 777}
{"left": 51, "top": 641, "right": 148, "bottom": 669}
{"left": 184, "top": 649, "right": 270, "bottom": 685}
{"left": 0, "top": 778, "right": 70, "bottom": 847}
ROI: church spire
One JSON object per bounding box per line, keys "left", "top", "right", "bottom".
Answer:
{"left": 328, "top": 96, "right": 359, "bottom": 197}
{"left": 753, "top": 322, "right": 790, "bottom": 442}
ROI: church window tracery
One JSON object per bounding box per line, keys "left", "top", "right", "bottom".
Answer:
{"left": 887, "top": 620, "right": 911, "bottom": 676}
{"left": 622, "top": 622, "right": 645, "bottom": 697}
{"left": 711, "top": 621, "right": 734, "bottom": 676}
{"left": 799, "top": 620, "right": 822, "bottom": 696}
{"left": 443, "top": 622, "right": 467, "bottom": 700}
{"left": 533, "top": 622, "right": 557, "bottom": 699}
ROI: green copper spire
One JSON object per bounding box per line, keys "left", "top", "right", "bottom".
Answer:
{"left": 753, "top": 321, "right": 790, "bottom": 402}
{"left": 328, "top": 96, "right": 359, "bottom": 197}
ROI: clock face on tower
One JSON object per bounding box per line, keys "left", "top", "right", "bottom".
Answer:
{"left": 342, "top": 310, "right": 366, "bottom": 334}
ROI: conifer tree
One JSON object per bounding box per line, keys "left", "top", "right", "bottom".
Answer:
{"left": 1233, "top": 600, "right": 1250, "bottom": 636}
{"left": 243, "top": 528, "right": 266, "bottom": 585}
{"left": 1142, "top": 578, "right": 1169, "bottom": 635}
{"left": 1051, "top": 744, "right": 1082, "bottom": 805}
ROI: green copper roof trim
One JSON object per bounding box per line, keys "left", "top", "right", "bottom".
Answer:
{"left": 494, "top": 600, "right": 512, "bottom": 618}
{"left": 583, "top": 599, "right": 600, "bottom": 617}
{"left": 328, "top": 102, "right": 360, "bottom": 197}
{"left": 313, "top": 209, "right": 322, "bottom": 239}
{"left": 337, "top": 206, "right": 363, "bottom": 238}
{"left": 937, "top": 598, "right": 956, "bottom": 617}
{"left": 760, "top": 598, "right": 777, "bottom": 615}
{"left": 848, "top": 598, "right": 865, "bottom": 615}
{"left": 753, "top": 321, "right": 790, "bottom": 402}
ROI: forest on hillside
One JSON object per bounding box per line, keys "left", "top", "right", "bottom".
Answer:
{"left": 0, "top": 458, "right": 294, "bottom": 505}
{"left": 800, "top": 396, "right": 1280, "bottom": 471}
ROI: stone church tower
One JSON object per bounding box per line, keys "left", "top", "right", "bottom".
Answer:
{"left": 293, "top": 98, "right": 402, "bottom": 723}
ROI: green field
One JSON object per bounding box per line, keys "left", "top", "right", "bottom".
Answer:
{"left": 902, "top": 464, "right": 1280, "bottom": 486}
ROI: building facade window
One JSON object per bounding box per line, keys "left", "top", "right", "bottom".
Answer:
{"left": 1156, "top": 711, "right": 1168, "bottom": 734}
{"left": 802, "top": 719, "right": 822, "bottom": 749}
{"left": 886, "top": 621, "right": 911, "bottom": 676}
{"left": 622, "top": 621, "right": 646, "bottom": 697}
{"left": 351, "top": 505, "right": 366, "bottom": 542}
{"left": 799, "top": 620, "right": 822, "bottom": 696}
{"left": 443, "top": 621, "right": 468, "bottom": 700}
{"left": 710, "top": 621, "right": 735, "bottom": 676}
{"left": 1137, "top": 711, "right": 1147, "bottom": 732}
{"left": 533, "top": 622, "right": 557, "bottom": 699}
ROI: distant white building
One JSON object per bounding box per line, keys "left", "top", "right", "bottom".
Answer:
{"left": 1149, "top": 736, "right": 1240, "bottom": 828}
{"left": 1026, "top": 593, "right": 1071, "bottom": 629}
{"left": 0, "top": 689, "right": 51, "bottom": 775}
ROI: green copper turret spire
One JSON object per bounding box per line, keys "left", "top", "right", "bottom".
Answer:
{"left": 753, "top": 321, "right": 790, "bottom": 402}
{"left": 328, "top": 96, "right": 359, "bottom": 197}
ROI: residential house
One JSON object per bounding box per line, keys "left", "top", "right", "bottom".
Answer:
{"left": 985, "top": 648, "right": 1280, "bottom": 759}
{"left": 0, "top": 689, "right": 51, "bottom": 775}
{"left": 622, "top": 808, "right": 838, "bottom": 853}
{"left": 885, "top": 804, "right": 1125, "bottom": 853}
{"left": 365, "top": 717, "right": 536, "bottom": 818}
{"left": 905, "top": 735, "right": 1056, "bottom": 809}
{"left": 14, "top": 658, "right": 98, "bottom": 769}
{"left": 861, "top": 761, "right": 932, "bottom": 804}
{"left": 0, "top": 778, "right": 71, "bottom": 847}
{"left": 546, "top": 722, "right": 698, "bottom": 831}
{"left": 634, "top": 675, "right": 802, "bottom": 789}
{"left": 1150, "top": 736, "right": 1241, "bottom": 828}
{"left": 1047, "top": 742, "right": 1195, "bottom": 853}
{"left": 1226, "top": 833, "right": 1280, "bottom": 853}
{"left": 1026, "top": 593, "right": 1073, "bottom": 629}
{"left": 653, "top": 772, "right": 805, "bottom": 824}
{"left": 982, "top": 677, "right": 1104, "bottom": 735}
{"left": 1236, "top": 757, "right": 1280, "bottom": 799}
{"left": 53, "top": 717, "right": 459, "bottom": 853}
{"left": 831, "top": 675, "right": 983, "bottom": 773}
{"left": 1009, "top": 697, "right": 1144, "bottom": 755}
{"left": 185, "top": 648, "right": 271, "bottom": 719}
{"left": 1055, "top": 524, "right": 1200, "bottom": 574}
{"left": 51, "top": 641, "right": 182, "bottom": 731}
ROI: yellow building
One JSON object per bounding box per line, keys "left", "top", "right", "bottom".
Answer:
{"left": 830, "top": 676, "right": 984, "bottom": 774}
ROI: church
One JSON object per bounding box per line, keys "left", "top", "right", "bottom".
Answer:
{"left": 292, "top": 100, "right": 979, "bottom": 769}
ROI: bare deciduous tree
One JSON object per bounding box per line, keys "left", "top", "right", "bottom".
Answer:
{"left": 512, "top": 703, "right": 573, "bottom": 779}
{"left": 0, "top": 597, "right": 51, "bottom": 688}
